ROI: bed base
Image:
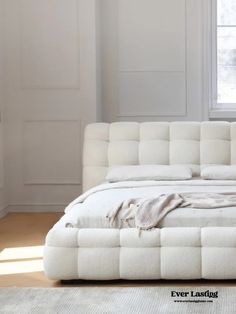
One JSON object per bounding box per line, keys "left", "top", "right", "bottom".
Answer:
{"left": 43, "top": 227, "right": 236, "bottom": 280}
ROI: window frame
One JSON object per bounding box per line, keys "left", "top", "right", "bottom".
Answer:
{"left": 209, "top": 0, "right": 236, "bottom": 117}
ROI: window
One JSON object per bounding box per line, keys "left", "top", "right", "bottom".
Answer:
{"left": 212, "top": 0, "right": 236, "bottom": 111}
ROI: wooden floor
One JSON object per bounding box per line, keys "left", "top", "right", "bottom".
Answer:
{"left": 0, "top": 213, "right": 63, "bottom": 287}
{"left": 1, "top": 213, "right": 236, "bottom": 287}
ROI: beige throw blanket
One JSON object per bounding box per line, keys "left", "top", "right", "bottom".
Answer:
{"left": 106, "top": 193, "right": 236, "bottom": 231}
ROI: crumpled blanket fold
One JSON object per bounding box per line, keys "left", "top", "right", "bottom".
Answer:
{"left": 106, "top": 192, "right": 236, "bottom": 231}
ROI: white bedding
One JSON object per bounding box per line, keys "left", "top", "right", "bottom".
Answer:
{"left": 54, "top": 180, "right": 236, "bottom": 229}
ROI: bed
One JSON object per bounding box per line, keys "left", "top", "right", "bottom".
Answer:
{"left": 43, "top": 121, "right": 236, "bottom": 280}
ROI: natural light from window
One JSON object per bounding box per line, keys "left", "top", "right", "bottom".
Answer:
{"left": 217, "top": 0, "right": 236, "bottom": 105}
{"left": 0, "top": 246, "right": 44, "bottom": 275}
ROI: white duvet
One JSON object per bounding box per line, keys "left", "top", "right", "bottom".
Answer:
{"left": 54, "top": 180, "right": 236, "bottom": 229}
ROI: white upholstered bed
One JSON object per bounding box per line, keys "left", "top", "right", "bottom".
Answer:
{"left": 44, "top": 121, "right": 236, "bottom": 280}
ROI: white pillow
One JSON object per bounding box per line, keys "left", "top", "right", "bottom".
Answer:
{"left": 106, "top": 165, "right": 192, "bottom": 182}
{"left": 201, "top": 165, "right": 236, "bottom": 180}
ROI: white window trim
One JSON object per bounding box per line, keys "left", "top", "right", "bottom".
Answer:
{"left": 206, "top": 0, "right": 236, "bottom": 118}
{"left": 202, "top": 0, "right": 212, "bottom": 119}
{"left": 211, "top": 0, "right": 217, "bottom": 110}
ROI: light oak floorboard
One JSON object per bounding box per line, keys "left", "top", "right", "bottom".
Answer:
{"left": 0, "top": 213, "right": 236, "bottom": 287}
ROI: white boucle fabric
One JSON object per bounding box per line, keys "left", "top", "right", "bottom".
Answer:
{"left": 202, "top": 165, "right": 236, "bottom": 180}
{"left": 61, "top": 181, "right": 236, "bottom": 229}
{"left": 105, "top": 165, "right": 192, "bottom": 182}
{"left": 44, "top": 121, "right": 236, "bottom": 281}
{"left": 83, "top": 121, "right": 236, "bottom": 191}
{"left": 202, "top": 248, "right": 236, "bottom": 279}
{"left": 161, "top": 247, "right": 201, "bottom": 279}
{"left": 44, "top": 227, "right": 236, "bottom": 280}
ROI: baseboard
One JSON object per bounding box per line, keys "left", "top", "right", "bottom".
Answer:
{"left": 7, "top": 204, "right": 65, "bottom": 213}
{"left": 0, "top": 206, "right": 9, "bottom": 218}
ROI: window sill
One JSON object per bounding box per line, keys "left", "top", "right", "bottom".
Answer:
{"left": 209, "top": 110, "right": 236, "bottom": 119}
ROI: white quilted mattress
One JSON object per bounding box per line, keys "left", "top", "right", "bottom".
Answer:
{"left": 54, "top": 180, "right": 236, "bottom": 230}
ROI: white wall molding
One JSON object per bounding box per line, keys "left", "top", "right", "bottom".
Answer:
{"left": 117, "top": 0, "right": 187, "bottom": 72}
{"left": 22, "top": 119, "right": 81, "bottom": 185}
{"left": 101, "top": 0, "right": 203, "bottom": 121}
{"left": 0, "top": 0, "right": 208, "bottom": 216}
{"left": 0, "top": 206, "right": 8, "bottom": 219}
{"left": 0, "top": 203, "right": 65, "bottom": 219}
{"left": 7, "top": 204, "right": 65, "bottom": 213}
{"left": 116, "top": 0, "right": 187, "bottom": 118}
{"left": 19, "top": 0, "right": 80, "bottom": 89}
{"left": 2, "top": 0, "right": 98, "bottom": 210}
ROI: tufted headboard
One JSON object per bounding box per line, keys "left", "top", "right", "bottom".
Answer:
{"left": 82, "top": 121, "right": 236, "bottom": 192}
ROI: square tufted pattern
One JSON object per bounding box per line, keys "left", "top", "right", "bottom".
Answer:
{"left": 83, "top": 121, "right": 235, "bottom": 191}
{"left": 44, "top": 122, "right": 236, "bottom": 281}
{"left": 44, "top": 227, "right": 236, "bottom": 280}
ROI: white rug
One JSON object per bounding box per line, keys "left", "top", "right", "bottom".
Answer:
{"left": 0, "top": 287, "right": 235, "bottom": 314}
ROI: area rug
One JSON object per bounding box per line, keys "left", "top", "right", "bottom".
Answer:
{"left": 0, "top": 287, "right": 235, "bottom": 314}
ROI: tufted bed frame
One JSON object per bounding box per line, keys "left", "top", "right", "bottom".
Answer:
{"left": 44, "top": 122, "right": 236, "bottom": 280}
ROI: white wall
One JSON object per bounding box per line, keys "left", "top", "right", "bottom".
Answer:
{"left": 1, "top": 0, "right": 208, "bottom": 215}
{"left": 0, "top": 0, "right": 8, "bottom": 217}
{"left": 101, "top": 0, "right": 205, "bottom": 122}
{"left": 3, "top": 0, "right": 99, "bottom": 213}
